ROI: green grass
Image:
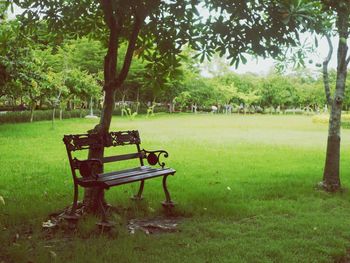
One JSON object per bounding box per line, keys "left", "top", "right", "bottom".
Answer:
{"left": 1, "top": 114, "right": 350, "bottom": 263}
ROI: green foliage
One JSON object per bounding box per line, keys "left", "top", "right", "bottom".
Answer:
{"left": 64, "top": 68, "right": 100, "bottom": 101}
{"left": 58, "top": 38, "right": 106, "bottom": 75}
{"left": 174, "top": 91, "right": 192, "bottom": 112}
{"left": 0, "top": 21, "right": 103, "bottom": 112}
{"left": 1, "top": 1, "right": 348, "bottom": 118}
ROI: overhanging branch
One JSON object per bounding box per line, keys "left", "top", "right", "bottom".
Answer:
{"left": 115, "top": 15, "right": 143, "bottom": 87}
{"left": 100, "top": 0, "right": 120, "bottom": 90}
{"left": 323, "top": 34, "right": 333, "bottom": 105}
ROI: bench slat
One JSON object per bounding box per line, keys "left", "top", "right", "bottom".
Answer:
{"left": 103, "top": 168, "right": 175, "bottom": 187}
{"left": 76, "top": 167, "right": 175, "bottom": 188}
{"left": 98, "top": 166, "right": 153, "bottom": 179}
{"left": 102, "top": 153, "right": 140, "bottom": 163}
{"left": 99, "top": 167, "right": 174, "bottom": 182}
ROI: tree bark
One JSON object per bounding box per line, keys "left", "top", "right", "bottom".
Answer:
{"left": 83, "top": 88, "right": 117, "bottom": 212}
{"left": 29, "top": 102, "right": 36, "bottom": 122}
{"left": 136, "top": 86, "right": 140, "bottom": 114}
{"left": 323, "top": 34, "right": 333, "bottom": 106}
{"left": 52, "top": 107, "right": 56, "bottom": 129}
{"left": 322, "top": 7, "right": 349, "bottom": 192}
{"left": 121, "top": 93, "right": 126, "bottom": 116}
{"left": 52, "top": 107, "right": 56, "bottom": 122}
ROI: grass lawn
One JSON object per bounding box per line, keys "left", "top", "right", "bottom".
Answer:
{"left": 1, "top": 114, "right": 350, "bottom": 263}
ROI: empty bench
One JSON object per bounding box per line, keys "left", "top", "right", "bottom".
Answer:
{"left": 63, "top": 130, "right": 176, "bottom": 224}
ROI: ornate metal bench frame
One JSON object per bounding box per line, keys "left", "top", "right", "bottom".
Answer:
{"left": 63, "top": 130, "right": 176, "bottom": 225}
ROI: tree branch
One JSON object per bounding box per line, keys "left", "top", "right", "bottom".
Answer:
{"left": 100, "top": 0, "right": 120, "bottom": 90}
{"left": 115, "top": 15, "right": 143, "bottom": 87}
{"left": 323, "top": 34, "right": 333, "bottom": 105}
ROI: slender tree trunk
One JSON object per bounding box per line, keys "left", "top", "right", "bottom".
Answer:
{"left": 136, "top": 87, "right": 140, "bottom": 114}
{"left": 83, "top": 88, "right": 117, "bottom": 212}
{"left": 121, "top": 93, "right": 126, "bottom": 116}
{"left": 52, "top": 107, "right": 56, "bottom": 122}
{"left": 30, "top": 102, "right": 36, "bottom": 122}
{"left": 322, "top": 7, "right": 349, "bottom": 191}
{"left": 52, "top": 107, "right": 56, "bottom": 129}
{"left": 323, "top": 35, "right": 333, "bottom": 106}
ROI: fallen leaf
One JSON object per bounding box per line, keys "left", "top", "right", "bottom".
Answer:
{"left": 49, "top": 250, "right": 57, "bottom": 259}
{"left": 42, "top": 220, "right": 57, "bottom": 229}
{"left": 0, "top": 196, "right": 5, "bottom": 205}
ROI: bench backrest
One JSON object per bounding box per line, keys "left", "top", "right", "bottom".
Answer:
{"left": 63, "top": 130, "right": 144, "bottom": 171}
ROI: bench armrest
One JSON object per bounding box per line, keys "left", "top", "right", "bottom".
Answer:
{"left": 75, "top": 158, "right": 102, "bottom": 179}
{"left": 141, "top": 149, "right": 169, "bottom": 169}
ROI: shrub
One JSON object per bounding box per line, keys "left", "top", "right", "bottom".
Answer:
{"left": 0, "top": 109, "right": 91, "bottom": 124}
{"left": 312, "top": 113, "right": 350, "bottom": 129}
{"left": 312, "top": 114, "right": 329, "bottom": 124}
{"left": 0, "top": 104, "right": 170, "bottom": 124}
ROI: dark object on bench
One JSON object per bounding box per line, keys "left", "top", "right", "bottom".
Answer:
{"left": 63, "top": 130, "right": 176, "bottom": 225}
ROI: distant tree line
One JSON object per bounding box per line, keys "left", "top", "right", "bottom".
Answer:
{"left": 1, "top": 19, "right": 348, "bottom": 118}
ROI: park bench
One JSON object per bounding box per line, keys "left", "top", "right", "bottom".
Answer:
{"left": 63, "top": 130, "right": 176, "bottom": 226}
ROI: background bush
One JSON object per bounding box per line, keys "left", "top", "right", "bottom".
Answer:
{"left": 312, "top": 113, "right": 350, "bottom": 128}
{"left": 0, "top": 103, "right": 171, "bottom": 124}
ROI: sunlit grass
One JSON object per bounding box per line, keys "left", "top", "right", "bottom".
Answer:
{"left": 1, "top": 114, "right": 350, "bottom": 262}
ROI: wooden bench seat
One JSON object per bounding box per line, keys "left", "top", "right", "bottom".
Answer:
{"left": 77, "top": 166, "right": 176, "bottom": 188}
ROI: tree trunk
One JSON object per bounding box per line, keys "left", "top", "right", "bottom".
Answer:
{"left": 30, "top": 102, "right": 36, "bottom": 122}
{"left": 323, "top": 103, "right": 342, "bottom": 189}
{"left": 83, "top": 88, "right": 116, "bottom": 212}
{"left": 136, "top": 87, "right": 140, "bottom": 114}
{"left": 322, "top": 7, "right": 349, "bottom": 192}
{"left": 83, "top": 0, "right": 119, "bottom": 212}
{"left": 121, "top": 93, "right": 126, "bottom": 116}
{"left": 52, "top": 107, "right": 56, "bottom": 122}
{"left": 82, "top": 1, "right": 143, "bottom": 213}
{"left": 323, "top": 35, "right": 333, "bottom": 106}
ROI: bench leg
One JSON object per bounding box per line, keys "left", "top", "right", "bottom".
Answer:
{"left": 98, "top": 188, "right": 108, "bottom": 222}
{"left": 71, "top": 183, "right": 79, "bottom": 214}
{"left": 63, "top": 183, "right": 79, "bottom": 224}
{"left": 161, "top": 175, "right": 175, "bottom": 208}
{"left": 131, "top": 180, "right": 144, "bottom": 200}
